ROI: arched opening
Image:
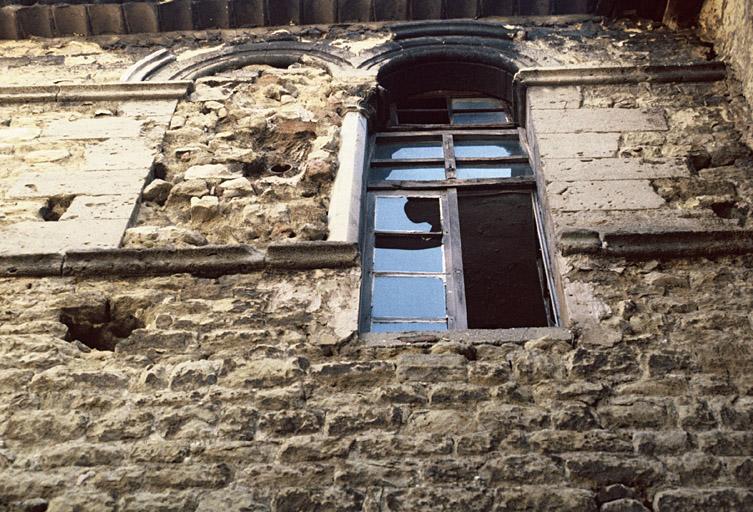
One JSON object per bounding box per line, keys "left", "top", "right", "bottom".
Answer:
{"left": 359, "top": 55, "right": 559, "bottom": 334}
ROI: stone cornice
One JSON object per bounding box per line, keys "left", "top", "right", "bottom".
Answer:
{"left": 0, "top": 81, "right": 192, "bottom": 104}
{"left": 0, "top": 242, "right": 359, "bottom": 279}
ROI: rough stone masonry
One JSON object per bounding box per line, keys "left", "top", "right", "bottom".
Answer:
{"left": 1, "top": 1, "right": 753, "bottom": 512}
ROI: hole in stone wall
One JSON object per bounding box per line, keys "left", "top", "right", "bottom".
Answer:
{"left": 270, "top": 164, "right": 292, "bottom": 175}
{"left": 40, "top": 195, "right": 75, "bottom": 221}
{"left": 60, "top": 299, "right": 144, "bottom": 352}
{"left": 711, "top": 202, "right": 747, "bottom": 224}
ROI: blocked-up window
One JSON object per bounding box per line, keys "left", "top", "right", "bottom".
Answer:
{"left": 359, "top": 93, "right": 556, "bottom": 333}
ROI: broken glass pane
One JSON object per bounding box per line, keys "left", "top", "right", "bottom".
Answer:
{"left": 375, "top": 196, "right": 441, "bottom": 233}
{"left": 371, "top": 321, "right": 447, "bottom": 333}
{"left": 454, "top": 138, "right": 523, "bottom": 158}
{"left": 375, "top": 139, "right": 444, "bottom": 160}
{"left": 374, "top": 235, "right": 443, "bottom": 273}
{"left": 457, "top": 163, "right": 532, "bottom": 180}
{"left": 371, "top": 166, "right": 446, "bottom": 182}
{"left": 451, "top": 98, "right": 505, "bottom": 110}
{"left": 372, "top": 276, "right": 446, "bottom": 319}
{"left": 452, "top": 111, "right": 508, "bottom": 126}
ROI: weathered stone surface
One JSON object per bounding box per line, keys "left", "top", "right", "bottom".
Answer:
{"left": 41, "top": 117, "right": 144, "bottom": 139}
{"left": 59, "top": 195, "right": 137, "bottom": 221}
{"left": 541, "top": 158, "right": 690, "bottom": 182}
{"left": 141, "top": 179, "right": 172, "bottom": 205}
{"left": 532, "top": 108, "right": 668, "bottom": 134}
{"left": 8, "top": 170, "right": 149, "bottom": 199}
{"left": 547, "top": 180, "right": 666, "bottom": 211}
{"left": 0, "top": 219, "right": 127, "bottom": 254}
{"left": 538, "top": 133, "right": 621, "bottom": 159}
{"left": 529, "top": 86, "right": 582, "bottom": 109}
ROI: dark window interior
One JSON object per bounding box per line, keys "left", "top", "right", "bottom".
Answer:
{"left": 458, "top": 191, "right": 550, "bottom": 329}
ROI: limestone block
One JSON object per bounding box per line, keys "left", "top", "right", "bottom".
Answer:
{"left": 118, "top": 99, "right": 178, "bottom": 121}
{"left": 653, "top": 488, "right": 753, "bottom": 512}
{"left": 528, "top": 86, "right": 582, "bottom": 109}
{"left": 218, "top": 177, "right": 254, "bottom": 197}
{"left": 190, "top": 196, "right": 220, "bottom": 222}
{"left": 121, "top": 226, "right": 208, "bottom": 248}
{"left": 547, "top": 180, "right": 665, "bottom": 211}
{"left": 8, "top": 170, "right": 148, "bottom": 199}
{"left": 0, "top": 219, "right": 128, "bottom": 255}
{"left": 41, "top": 117, "right": 144, "bottom": 140}
{"left": 142, "top": 179, "right": 173, "bottom": 205}
{"left": 532, "top": 108, "right": 668, "bottom": 134}
{"left": 0, "top": 127, "right": 40, "bottom": 142}
{"left": 59, "top": 195, "right": 138, "bottom": 221}
{"left": 538, "top": 133, "right": 620, "bottom": 159}
{"left": 541, "top": 158, "right": 690, "bottom": 182}
{"left": 184, "top": 163, "right": 239, "bottom": 180}
{"left": 83, "top": 138, "right": 156, "bottom": 171}
{"left": 22, "top": 149, "right": 70, "bottom": 164}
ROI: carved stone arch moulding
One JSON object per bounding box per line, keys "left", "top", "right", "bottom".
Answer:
{"left": 122, "top": 40, "right": 355, "bottom": 82}
{"left": 354, "top": 21, "right": 539, "bottom": 124}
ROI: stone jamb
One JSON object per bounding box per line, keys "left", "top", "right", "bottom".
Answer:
{"left": 326, "top": 109, "right": 370, "bottom": 243}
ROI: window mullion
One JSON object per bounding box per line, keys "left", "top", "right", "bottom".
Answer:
{"left": 444, "top": 133, "right": 457, "bottom": 180}
{"left": 359, "top": 193, "right": 377, "bottom": 332}
{"left": 445, "top": 188, "right": 468, "bottom": 330}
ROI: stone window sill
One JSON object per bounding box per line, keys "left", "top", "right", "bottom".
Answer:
{"left": 359, "top": 327, "right": 572, "bottom": 347}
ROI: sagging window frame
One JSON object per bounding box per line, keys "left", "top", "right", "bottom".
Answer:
{"left": 357, "top": 91, "right": 561, "bottom": 334}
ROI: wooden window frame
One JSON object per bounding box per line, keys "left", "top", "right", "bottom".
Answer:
{"left": 359, "top": 100, "right": 559, "bottom": 334}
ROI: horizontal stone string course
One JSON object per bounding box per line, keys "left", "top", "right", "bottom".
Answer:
{"left": 0, "top": 242, "right": 359, "bottom": 278}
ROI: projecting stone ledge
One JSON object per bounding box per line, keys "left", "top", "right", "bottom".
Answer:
{"left": 0, "top": 242, "right": 360, "bottom": 278}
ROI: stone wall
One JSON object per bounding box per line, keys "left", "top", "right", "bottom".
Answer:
{"left": 699, "top": 0, "right": 753, "bottom": 107}
{"left": 127, "top": 64, "right": 370, "bottom": 248}
{"left": 1, "top": 15, "right": 753, "bottom": 512}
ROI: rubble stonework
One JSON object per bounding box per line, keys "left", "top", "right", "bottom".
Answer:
{"left": 0, "top": 9, "right": 752, "bottom": 512}
{"left": 127, "top": 64, "right": 372, "bottom": 248}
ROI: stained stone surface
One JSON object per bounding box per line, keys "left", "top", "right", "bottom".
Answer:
{"left": 0, "top": 14, "right": 752, "bottom": 512}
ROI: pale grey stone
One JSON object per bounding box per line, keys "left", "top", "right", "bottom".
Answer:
{"left": 184, "top": 163, "right": 239, "bottom": 180}
{"left": 8, "top": 170, "right": 148, "bottom": 199}
{"left": 190, "top": 196, "right": 220, "bottom": 222}
{"left": 538, "top": 133, "right": 621, "bottom": 159}
{"left": 547, "top": 180, "right": 666, "bottom": 211}
{"left": 59, "top": 195, "right": 138, "bottom": 221}
{"left": 142, "top": 179, "right": 173, "bottom": 205}
{"left": 541, "top": 158, "right": 690, "bottom": 182}
{"left": 83, "top": 138, "right": 156, "bottom": 170}
{"left": 528, "top": 86, "right": 582, "bottom": 109}
{"left": 532, "top": 108, "right": 668, "bottom": 134}
{"left": 42, "top": 117, "right": 144, "bottom": 139}
{"left": 0, "top": 219, "right": 128, "bottom": 255}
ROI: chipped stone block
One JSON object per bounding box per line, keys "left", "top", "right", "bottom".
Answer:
{"left": 547, "top": 180, "right": 665, "bottom": 211}
{"left": 41, "top": 118, "right": 144, "bottom": 140}
{"left": 529, "top": 86, "right": 583, "bottom": 110}
{"left": 0, "top": 127, "right": 40, "bottom": 142}
{"left": 537, "top": 133, "right": 620, "bottom": 159}
{"left": 190, "top": 196, "right": 220, "bottom": 222}
{"left": 184, "top": 164, "right": 239, "bottom": 180}
{"left": 142, "top": 179, "right": 172, "bottom": 205}
{"left": 118, "top": 100, "right": 178, "bottom": 121}
{"left": 59, "top": 195, "right": 138, "bottom": 222}
{"left": 541, "top": 158, "right": 689, "bottom": 182}
{"left": 531, "top": 108, "right": 668, "bottom": 134}
{"left": 83, "top": 138, "right": 156, "bottom": 171}
{"left": 0, "top": 219, "right": 128, "bottom": 255}
{"left": 8, "top": 170, "right": 148, "bottom": 199}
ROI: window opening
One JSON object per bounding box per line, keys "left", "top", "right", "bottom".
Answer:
{"left": 360, "top": 92, "right": 556, "bottom": 333}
